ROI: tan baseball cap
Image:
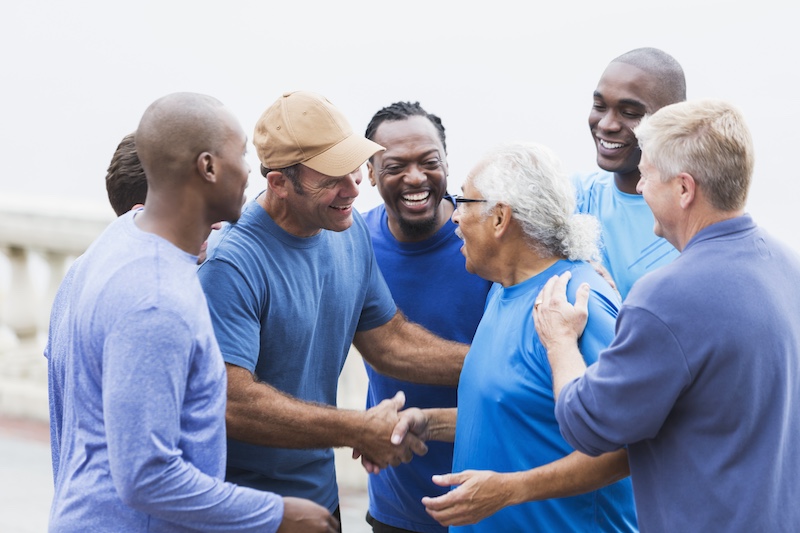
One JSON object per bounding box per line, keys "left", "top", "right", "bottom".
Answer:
{"left": 253, "top": 91, "right": 385, "bottom": 177}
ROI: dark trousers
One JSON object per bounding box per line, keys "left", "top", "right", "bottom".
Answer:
{"left": 366, "top": 511, "right": 419, "bottom": 533}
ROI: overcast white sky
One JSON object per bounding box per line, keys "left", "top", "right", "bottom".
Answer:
{"left": 3, "top": 1, "right": 800, "bottom": 249}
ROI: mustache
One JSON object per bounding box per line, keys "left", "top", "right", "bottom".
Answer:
{"left": 455, "top": 227, "right": 464, "bottom": 241}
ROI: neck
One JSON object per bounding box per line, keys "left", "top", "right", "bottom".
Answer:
{"left": 134, "top": 196, "right": 211, "bottom": 255}
{"left": 494, "top": 240, "right": 562, "bottom": 288}
{"left": 613, "top": 169, "right": 642, "bottom": 195}
{"left": 675, "top": 208, "right": 745, "bottom": 251}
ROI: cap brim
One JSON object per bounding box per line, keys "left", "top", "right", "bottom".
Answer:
{"left": 302, "top": 134, "right": 385, "bottom": 176}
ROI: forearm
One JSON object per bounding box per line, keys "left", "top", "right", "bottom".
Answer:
{"left": 354, "top": 313, "right": 467, "bottom": 386}
{"left": 507, "top": 449, "right": 629, "bottom": 505}
{"left": 226, "top": 364, "right": 366, "bottom": 450}
{"left": 422, "top": 408, "right": 458, "bottom": 442}
{"left": 546, "top": 341, "right": 588, "bottom": 400}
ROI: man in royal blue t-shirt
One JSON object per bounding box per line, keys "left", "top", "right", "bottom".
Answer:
{"left": 362, "top": 101, "right": 492, "bottom": 533}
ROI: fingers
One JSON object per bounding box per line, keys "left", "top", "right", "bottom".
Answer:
{"left": 390, "top": 414, "right": 411, "bottom": 445}
{"left": 359, "top": 455, "right": 380, "bottom": 474}
{"left": 405, "top": 434, "right": 429, "bottom": 458}
{"left": 574, "top": 282, "right": 590, "bottom": 316}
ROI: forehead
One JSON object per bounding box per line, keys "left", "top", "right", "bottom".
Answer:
{"left": 372, "top": 116, "right": 444, "bottom": 158}
{"left": 595, "top": 62, "right": 666, "bottom": 112}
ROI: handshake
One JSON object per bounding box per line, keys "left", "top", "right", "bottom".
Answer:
{"left": 350, "top": 391, "right": 437, "bottom": 474}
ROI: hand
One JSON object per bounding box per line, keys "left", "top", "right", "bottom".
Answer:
{"left": 422, "top": 470, "right": 513, "bottom": 526}
{"left": 277, "top": 497, "right": 339, "bottom": 533}
{"left": 533, "top": 272, "right": 590, "bottom": 352}
{"left": 356, "top": 406, "right": 431, "bottom": 474}
{"left": 353, "top": 391, "right": 428, "bottom": 473}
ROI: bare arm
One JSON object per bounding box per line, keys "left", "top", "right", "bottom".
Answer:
{"left": 353, "top": 311, "right": 468, "bottom": 386}
{"left": 422, "top": 449, "right": 630, "bottom": 527}
{"left": 225, "top": 364, "right": 426, "bottom": 469}
{"left": 357, "top": 407, "right": 457, "bottom": 474}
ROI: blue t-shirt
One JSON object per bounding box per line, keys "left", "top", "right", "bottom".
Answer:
{"left": 197, "top": 196, "right": 397, "bottom": 512}
{"left": 557, "top": 215, "right": 800, "bottom": 532}
{"left": 573, "top": 170, "right": 678, "bottom": 299}
{"left": 47, "top": 211, "right": 282, "bottom": 532}
{"left": 452, "top": 260, "right": 637, "bottom": 532}
{"left": 363, "top": 202, "right": 491, "bottom": 533}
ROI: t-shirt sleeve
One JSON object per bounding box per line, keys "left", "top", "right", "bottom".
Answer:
{"left": 102, "top": 307, "right": 283, "bottom": 531}
{"left": 577, "top": 288, "right": 620, "bottom": 366}
{"left": 197, "top": 258, "right": 262, "bottom": 372}
{"left": 556, "top": 305, "right": 692, "bottom": 456}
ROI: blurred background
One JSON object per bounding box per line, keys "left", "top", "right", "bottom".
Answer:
{"left": 1, "top": 2, "right": 798, "bottom": 531}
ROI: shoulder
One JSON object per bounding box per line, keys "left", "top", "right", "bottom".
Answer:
{"left": 571, "top": 169, "right": 613, "bottom": 190}
{"left": 361, "top": 204, "right": 385, "bottom": 227}
{"left": 566, "top": 261, "right": 621, "bottom": 310}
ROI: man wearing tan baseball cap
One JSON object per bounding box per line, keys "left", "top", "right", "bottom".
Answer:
{"left": 197, "top": 91, "right": 469, "bottom": 527}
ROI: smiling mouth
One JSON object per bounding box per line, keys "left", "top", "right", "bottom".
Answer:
{"left": 330, "top": 204, "right": 352, "bottom": 211}
{"left": 599, "top": 139, "right": 625, "bottom": 150}
{"left": 401, "top": 191, "right": 430, "bottom": 206}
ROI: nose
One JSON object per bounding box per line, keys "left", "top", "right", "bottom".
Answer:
{"left": 404, "top": 164, "right": 426, "bottom": 186}
{"left": 342, "top": 169, "right": 362, "bottom": 198}
{"left": 451, "top": 206, "right": 461, "bottom": 224}
{"left": 635, "top": 176, "right": 644, "bottom": 194}
{"left": 597, "top": 110, "right": 621, "bottom": 133}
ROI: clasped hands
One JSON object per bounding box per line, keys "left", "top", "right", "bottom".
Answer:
{"left": 351, "top": 391, "right": 431, "bottom": 474}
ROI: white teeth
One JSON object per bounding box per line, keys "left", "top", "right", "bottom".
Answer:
{"left": 599, "top": 139, "right": 624, "bottom": 149}
{"left": 331, "top": 204, "right": 351, "bottom": 211}
{"left": 402, "top": 191, "right": 430, "bottom": 204}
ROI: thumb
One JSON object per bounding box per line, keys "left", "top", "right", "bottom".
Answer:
{"left": 431, "top": 472, "right": 462, "bottom": 488}
{"left": 574, "top": 282, "right": 590, "bottom": 315}
{"left": 391, "top": 390, "right": 406, "bottom": 410}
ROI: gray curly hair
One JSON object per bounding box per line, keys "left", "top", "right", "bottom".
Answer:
{"left": 471, "top": 142, "right": 600, "bottom": 262}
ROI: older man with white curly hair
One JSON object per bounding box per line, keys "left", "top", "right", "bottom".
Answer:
{"left": 393, "top": 141, "right": 638, "bottom": 532}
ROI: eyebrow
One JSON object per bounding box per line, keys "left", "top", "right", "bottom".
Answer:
{"left": 594, "top": 91, "right": 647, "bottom": 109}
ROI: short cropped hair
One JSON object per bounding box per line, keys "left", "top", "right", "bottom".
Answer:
{"left": 472, "top": 142, "right": 600, "bottom": 262}
{"left": 105, "top": 132, "right": 147, "bottom": 216}
{"left": 612, "top": 47, "right": 687, "bottom": 105}
{"left": 365, "top": 101, "right": 447, "bottom": 156}
{"left": 635, "top": 99, "right": 754, "bottom": 212}
{"left": 261, "top": 163, "right": 303, "bottom": 194}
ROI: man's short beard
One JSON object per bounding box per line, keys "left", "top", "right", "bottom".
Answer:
{"left": 397, "top": 213, "right": 438, "bottom": 240}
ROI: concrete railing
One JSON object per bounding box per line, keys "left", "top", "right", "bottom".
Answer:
{"left": 0, "top": 193, "right": 369, "bottom": 488}
{"left": 0, "top": 194, "right": 115, "bottom": 421}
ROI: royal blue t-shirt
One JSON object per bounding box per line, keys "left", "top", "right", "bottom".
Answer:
{"left": 452, "top": 259, "right": 637, "bottom": 532}
{"left": 363, "top": 201, "right": 491, "bottom": 532}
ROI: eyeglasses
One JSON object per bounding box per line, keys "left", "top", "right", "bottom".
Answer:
{"left": 454, "top": 195, "right": 488, "bottom": 206}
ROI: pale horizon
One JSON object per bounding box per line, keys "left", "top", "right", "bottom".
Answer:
{"left": 3, "top": 1, "right": 799, "bottom": 251}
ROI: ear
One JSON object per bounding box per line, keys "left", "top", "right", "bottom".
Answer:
{"left": 677, "top": 172, "right": 696, "bottom": 209}
{"left": 266, "top": 170, "right": 291, "bottom": 199}
{"left": 492, "top": 203, "right": 514, "bottom": 238}
{"left": 197, "top": 152, "right": 216, "bottom": 183}
{"left": 366, "top": 161, "right": 377, "bottom": 187}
